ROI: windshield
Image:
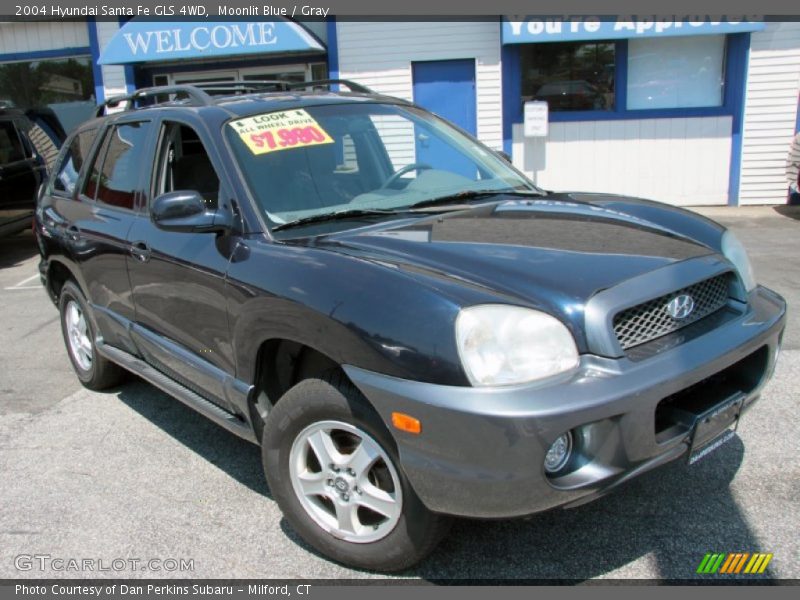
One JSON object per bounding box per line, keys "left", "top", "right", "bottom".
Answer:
{"left": 224, "top": 102, "right": 538, "bottom": 230}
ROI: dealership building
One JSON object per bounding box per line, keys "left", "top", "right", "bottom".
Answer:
{"left": 1, "top": 17, "right": 798, "bottom": 206}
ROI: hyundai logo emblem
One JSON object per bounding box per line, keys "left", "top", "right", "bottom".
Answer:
{"left": 666, "top": 294, "right": 695, "bottom": 320}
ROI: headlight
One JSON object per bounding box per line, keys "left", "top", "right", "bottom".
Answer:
{"left": 455, "top": 305, "right": 579, "bottom": 387}
{"left": 721, "top": 231, "right": 756, "bottom": 292}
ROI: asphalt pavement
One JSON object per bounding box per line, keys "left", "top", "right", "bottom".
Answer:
{"left": 0, "top": 206, "right": 798, "bottom": 580}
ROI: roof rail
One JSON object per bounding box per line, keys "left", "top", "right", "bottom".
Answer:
{"left": 92, "top": 79, "right": 376, "bottom": 117}
{"left": 95, "top": 85, "right": 214, "bottom": 117}
{"left": 287, "top": 79, "right": 375, "bottom": 94}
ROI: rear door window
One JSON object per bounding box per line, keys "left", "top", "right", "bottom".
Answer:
{"left": 82, "top": 122, "right": 152, "bottom": 210}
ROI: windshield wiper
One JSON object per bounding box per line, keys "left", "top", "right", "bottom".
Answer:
{"left": 272, "top": 189, "right": 545, "bottom": 232}
{"left": 271, "top": 208, "right": 401, "bottom": 232}
{"left": 406, "top": 188, "right": 544, "bottom": 210}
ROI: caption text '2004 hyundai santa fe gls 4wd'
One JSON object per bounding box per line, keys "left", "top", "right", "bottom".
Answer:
{"left": 35, "top": 81, "right": 786, "bottom": 571}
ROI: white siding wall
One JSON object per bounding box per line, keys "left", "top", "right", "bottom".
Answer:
{"left": 95, "top": 21, "right": 130, "bottom": 100}
{"left": 335, "top": 21, "right": 503, "bottom": 151}
{"left": 739, "top": 22, "right": 800, "bottom": 205}
{"left": 0, "top": 22, "right": 88, "bottom": 54}
{"left": 512, "top": 117, "right": 733, "bottom": 206}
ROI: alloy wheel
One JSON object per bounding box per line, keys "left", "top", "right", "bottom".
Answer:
{"left": 288, "top": 420, "right": 403, "bottom": 543}
{"left": 65, "top": 300, "right": 92, "bottom": 371}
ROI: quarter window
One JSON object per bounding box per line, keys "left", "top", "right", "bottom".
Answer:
{"left": 53, "top": 127, "right": 99, "bottom": 195}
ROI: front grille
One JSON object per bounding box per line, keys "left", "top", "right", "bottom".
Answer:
{"left": 613, "top": 274, "right": 731, "bottom": 350}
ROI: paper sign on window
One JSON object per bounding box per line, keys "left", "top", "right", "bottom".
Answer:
{"left": 524, "top": 101, "right": 549, "bottom": 137}
{"left": 229, "top": 109, "right": 334, "bottom": 155}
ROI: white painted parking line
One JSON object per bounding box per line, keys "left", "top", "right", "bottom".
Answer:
{"left": 8, "top": 273, "right": 39, "bottom": 287}
{"left": 4, "top": 273, "right": 41, "bottom": 291}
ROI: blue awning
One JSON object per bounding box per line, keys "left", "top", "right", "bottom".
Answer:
{"left": 502, "top": 17, "right": 765, "bottom": 44}
{"left": 98, "top": 19, "right": 325, "bottom": 65}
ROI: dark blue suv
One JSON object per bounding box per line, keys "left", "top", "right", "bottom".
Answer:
{"left": 35, "top": 81, "right": 786, "bottom": 571}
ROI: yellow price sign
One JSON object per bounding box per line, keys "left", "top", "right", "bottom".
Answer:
{"left": 228, "top": 109, "right": 334, "bottom": 155}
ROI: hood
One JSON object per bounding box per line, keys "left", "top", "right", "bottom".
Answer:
{"left": 317, "top": 197, "right": 715, "bottom": 339}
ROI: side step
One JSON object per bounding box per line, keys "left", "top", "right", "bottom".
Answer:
{"left": 97, "top": 342, "right": 258, "bottom": 444}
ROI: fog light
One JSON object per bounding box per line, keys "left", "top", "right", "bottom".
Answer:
{"left": 544, "top": 432, "right": 573, "bottom": 473}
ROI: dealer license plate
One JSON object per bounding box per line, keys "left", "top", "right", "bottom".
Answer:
{"left": 688, "top": 394, "right": 745, "bottom": 465}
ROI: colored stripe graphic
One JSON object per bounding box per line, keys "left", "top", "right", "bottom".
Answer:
{"left": 720, "top": 553, "right": 736, "bottom": 573}
{"left": 700, "top": 553, "right": 772, "bottom": 574}
{"left": 697, "top": 553, "right": 726, "bottom": 574}
{"left": 719, "top": 553, "right": 750, "bottom": 574}
{"left": 696, "top": 553, "right": 712, "bottom": 573}
{"left": 744, "top": 553, "right": 773, "bottom": 574}
{"left": 734, "top": 553, "right": 750, "bottom": 574}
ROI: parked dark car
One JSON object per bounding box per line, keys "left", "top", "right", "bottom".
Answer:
{"left": 0, "top": 106, "right": 64, "bottom": 239}
{"left": 0, "top": 108, "right": 51, "bottom": 239}
{"left": 35, "top": 81, "right": 786, "bottom": 572}
{"left": 532, "top": 79, "right": 608, "bottom": 110}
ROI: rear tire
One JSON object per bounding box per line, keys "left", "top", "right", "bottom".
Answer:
{"left": 58, "top": 280, "right": 125, "bottom": 391}
{"left": 262, "top": 373, "right": 450, "bottom": 571}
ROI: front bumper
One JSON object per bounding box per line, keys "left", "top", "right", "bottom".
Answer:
{"left": 344, "top": 285, "right": 786, "bottom": 519}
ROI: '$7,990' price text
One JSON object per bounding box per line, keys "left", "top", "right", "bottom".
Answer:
{"left": 250, "top": 126, "right": 329, "bottom": 152}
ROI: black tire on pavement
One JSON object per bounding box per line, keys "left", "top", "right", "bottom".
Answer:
{"left": 58, "top": 280, "right": 125, "bottom": 390}
{"left": 262, "top": 372, "right": 451, "bottom": 572}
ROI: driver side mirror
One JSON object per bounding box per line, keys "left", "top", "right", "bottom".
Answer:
{"left": 152, "top": 191, "right": 232, "bottom": 233}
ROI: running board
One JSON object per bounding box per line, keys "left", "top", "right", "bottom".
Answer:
{"left": 96, "top": 342, "right": 258, "bottom": 444}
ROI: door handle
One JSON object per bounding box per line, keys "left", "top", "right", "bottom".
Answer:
{"left": 130, "top": 241, "right": 152, "bottom": 263}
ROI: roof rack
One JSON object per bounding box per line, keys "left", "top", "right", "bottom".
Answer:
{"left": 95, "top": 85, "right": 214, "bottom": 117}
{"left": 93, "top": 78, "right": 376, "bottom": 116}
{"left": 287, "top": 79, "right": 374, "bottom": 94}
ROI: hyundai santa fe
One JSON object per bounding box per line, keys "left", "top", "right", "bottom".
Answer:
{"left": 35, "top": 80, "right": 786, "bottom": 571}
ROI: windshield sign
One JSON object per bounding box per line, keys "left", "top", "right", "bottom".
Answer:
{"left": 229, "top": 109, "right": 334, "bottom": 155}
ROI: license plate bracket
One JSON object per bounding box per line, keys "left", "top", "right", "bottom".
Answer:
{"left": 688, "top": 393, "right": 745, "bottom": 465}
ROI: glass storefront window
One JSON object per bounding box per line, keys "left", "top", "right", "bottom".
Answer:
{"left": 159, "top": 63, "right": 326, "bottom": 87}
{"left": 0, "top": 56, "right": 96, "bottom": 134}
{"left": 627, "top": 35, "right": 726, "bottom": 110}
{"left": 520, "top": 41, "right": 616, "bottom": 111}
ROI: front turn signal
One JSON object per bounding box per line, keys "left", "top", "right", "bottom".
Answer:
{"left": 391, "top": 412, "right": 421, "bottom": 434}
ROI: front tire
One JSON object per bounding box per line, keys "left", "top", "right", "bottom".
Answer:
{"left": 58, "top": 280, "right": 124, "bottom": 390}
{"left": 262, "top": 374, "right": 450, "bottom": 571}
